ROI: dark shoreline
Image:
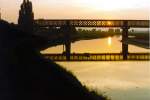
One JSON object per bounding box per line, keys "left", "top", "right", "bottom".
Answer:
{"left": 123, "top": 38, "right": 149, "bottom": 49}
{"left": 0, "top": 20, "right": 109, "bottom": 100}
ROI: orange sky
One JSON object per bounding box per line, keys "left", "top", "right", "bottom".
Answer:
{"left": 0, "top": 0, "right": 149, "bottom": 23}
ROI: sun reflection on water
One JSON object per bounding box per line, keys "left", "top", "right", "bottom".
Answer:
{"left": 108, "top": 37, "right": 112, "bottom": 46}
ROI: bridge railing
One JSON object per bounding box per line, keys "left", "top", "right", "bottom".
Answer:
{"left": 34, "top": 19, "right": 149, "bottom": 28}
{"left": 43, "top": 53, "right": 150, "bottom": 61}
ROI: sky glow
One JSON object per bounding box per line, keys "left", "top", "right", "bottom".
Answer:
{"left": 0, "top": 0, "right": 149, "bottom": 23}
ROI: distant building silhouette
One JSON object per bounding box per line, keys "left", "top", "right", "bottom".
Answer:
{"left": 18, "top": 0, "right": 34, "bottom": 34}
{"left": 0, "top": 8, "right": 1, "bottom": 20}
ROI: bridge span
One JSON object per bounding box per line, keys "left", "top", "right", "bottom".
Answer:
{"left": 35, "top": 19, "right": 149, "bottom": 61}
{"left": 17, "top": 0, "right": 150, "bottom": 61}
{"left": 34, "top": 19, "right": 149, "bottom": 28}
{"left": 43, "top": 53, "right": 150, "bottom": 61}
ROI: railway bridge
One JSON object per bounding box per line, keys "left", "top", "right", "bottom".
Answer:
{"left": 18, "top": 0, "right": 150, "bottom": 61}
{"left": 34, "top": 19, "right": 149, "bottom": 61}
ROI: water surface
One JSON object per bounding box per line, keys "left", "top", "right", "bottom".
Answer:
{"left": 58, "top": 61, "right": 150, "bottom": 100}
{"left": 42, "top": 37, "right": 150, "bottom": 100}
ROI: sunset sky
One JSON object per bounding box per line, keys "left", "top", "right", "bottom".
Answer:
{"left": 0, "top": 0, "right": 149, "bottom": 23}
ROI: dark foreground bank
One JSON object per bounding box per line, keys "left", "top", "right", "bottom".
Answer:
{"left": 0, "top": 20, "right": 109, "bottom": 100}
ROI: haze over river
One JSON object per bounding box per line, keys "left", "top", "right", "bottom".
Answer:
{"left": 41, "top": 36, "right": 150, "bottom": 100}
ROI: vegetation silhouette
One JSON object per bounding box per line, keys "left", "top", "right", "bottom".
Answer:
{"left": 0, "top": 20, "right": 109, "bottom": 100}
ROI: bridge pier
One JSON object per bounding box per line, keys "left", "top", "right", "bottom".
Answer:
{"left": 61, "top": 21, "right": 76, "bottom": 61}
{"left": 122, "top": 21, "right": 129, "bottom": 60}
{"left": 62, "top": 42, "right": 71, "bottom": 61}
{"left": 65, "top": 39, "right": 71, "bottom": 61}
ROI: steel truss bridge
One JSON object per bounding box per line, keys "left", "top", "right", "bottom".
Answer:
{"left": 43, "top": 53, "right": 150, "bottom": 61}
{"left": 34, "top": 19, "right": 150, "bottom": 61}
{"left": 34, "top": 19, "right": 149, "bottom": 28}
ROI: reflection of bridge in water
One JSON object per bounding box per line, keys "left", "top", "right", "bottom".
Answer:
{"left": 43, "top": 53, "right": 150, "bottom": 61}
{"left": 18, "top": 0, "right": 150, "bottom": 61}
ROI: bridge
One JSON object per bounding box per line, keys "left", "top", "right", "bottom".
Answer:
{"left": 35, "top": 19, "right": 149, "bottom": 61}
{"left": 43, "top": 53, "right": 150, "bottom": 61}
{"left": 18, "top": 0, "right": 150, "bottom": 61}
{"left": 34, "top": 19, "right": 149, "bottom": 28}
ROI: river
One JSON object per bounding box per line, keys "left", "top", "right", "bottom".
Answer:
{"left": 41, "top": 36, "right": 150, "bottom": 100}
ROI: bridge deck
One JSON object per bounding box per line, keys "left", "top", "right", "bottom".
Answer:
{"left": 35, "top": 19, "right": 149, "bottom": 28}
{"left": 43, "top": 53, "right": 150, "bottom": 61}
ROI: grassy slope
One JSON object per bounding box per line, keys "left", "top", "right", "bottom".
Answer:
{"left": 0, "top": 20, "right": 109, "bottom": 100}
{"left": 15, "top": 45, "right": 109, "bottom": 100}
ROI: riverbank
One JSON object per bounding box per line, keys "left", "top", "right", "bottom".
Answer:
{"left": 0, "top": 20, "right": 109, "bottom": 100}
{"left": 123, "top": 38, "right": 149, "bottom": 49}
{"left": 41, "top": 32, "right": 114, "bottom": 50}
{"left": 42, "top": 30, "right": 149, "bottom": 50}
